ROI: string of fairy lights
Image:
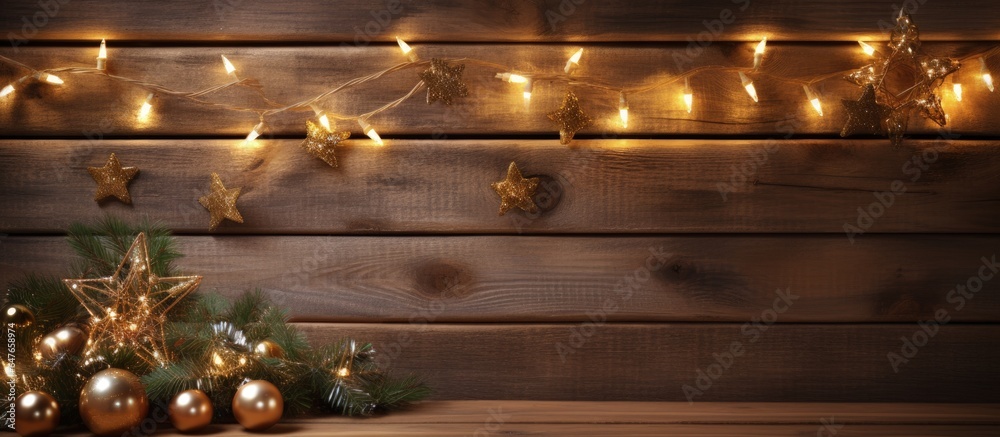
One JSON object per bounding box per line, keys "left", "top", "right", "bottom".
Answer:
{"left": 0, "top": 12, "right": 997, "bottom": 152}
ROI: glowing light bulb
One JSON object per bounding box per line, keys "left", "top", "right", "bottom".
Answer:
{"left": 564, "top": 48, "right": 583, "bottom": 74}
{"left": 858, "top": 41, "right": 876, "bottom": 57}
{"left": 310, "top": 104, "right": 331, "bottom": 131}
{"left": 753, "top": 37, "right": 767, "bottom": 69}
{"left": 495, "top": 72, "right": 528, "bottom": 84}
{"left": 522, "top": 79, "right": 533, "bottom": 109}
{"left": 358, "top": 118, "right": 384, "bottom": 146}
{"left": 221, "top": 55, "right": 237, "bottom": 75}
{"left": 244, "top": 121, "right": 265, "bottom": 144}
{"left": 337, "top": 367, "right": 350, "bottom": 377}
{"left": 97, "top": 39, "right": 107, "bottom": 70}
{"left": 802, "top": 85, "right": 823, "bottom": 116}
{"left": 981, "top": 57, "right": 994, "bottom": 92}
{"left": 0, "top": 84, "right": 13, "bottom": 98}
{"left": 618, "top": 91, "right": 629, "bottom": 128}
{"left": 739, "top": 71, "right": 758, "bottom": 103}
{"left": 953, "top": 83, "right": 963, "bottom": 102}
{"left": 682, "top": 78, "right": 693, "bottom": 114}
{"left": 396, "top": 36, "right": 417, "bottom": 61}
{"left": 137, "top": 93, "right": 154, "bottom": 122}
{"left": 37, "top": 72, "right": 64, "bottom": 85}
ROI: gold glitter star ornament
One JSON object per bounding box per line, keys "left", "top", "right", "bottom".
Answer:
{"left": 548, "top": 90, "right": 592, "bottom": 145}
{"left": 419, "top": 58, "right": 469, "bottom": 105}
{"left": 199, "top": 173, "right": 244, "bottom": 231}
{"left": 491, "top": 162, "right": 539, "bottom": 216}
{"left": 88, "top": 153, "right": 139, "bottom": 204}
{"left": 841, "top": 84, "right": 893, "bottom": 137}
{"left": 64, "top": 233, "right": 202, "bottom": 365}
{"left": 301, "top": 120, "right": 350, "bottom": 168}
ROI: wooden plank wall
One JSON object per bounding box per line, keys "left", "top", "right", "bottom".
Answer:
{"left": 2, "top": 0, "right": 999, "bottom": 402}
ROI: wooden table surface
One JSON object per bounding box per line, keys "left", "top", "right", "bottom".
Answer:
{"left": 47, "top": 401, "right": 1000, "bottom": 436}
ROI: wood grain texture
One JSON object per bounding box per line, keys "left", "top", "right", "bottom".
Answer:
{"left": 2, "top": 235, "right": 998, "bottom": 323}
{"left": 2, "top": 139, "right": 999, "bottom": 234}
{"left": 1, "top": 0, "right": 999, "bottom": 42}
{"left": 1, "top": 43, "right": 996, "bottom": 137}
{"left": 296, "top": 323, "right": 1000, "bottom": 402}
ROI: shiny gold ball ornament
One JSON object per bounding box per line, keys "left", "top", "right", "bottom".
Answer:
{"left": 168, "top": 389, "right": 213, "bottom": 433}
{"left": 38, "top": 325, "right": 88, "bottom": 360}
{"left": 14, "top": 391, "right": 60, "bottom": 437}
{"left": 79, "top": 368, "right": 149, "bottom": 437}
{"left": 232, "top": 380, "right": 283, "bottom": 431}
{"left": 3, "top": 304, "right": 35, "bottom": 327}
{"left": 254, "top": 340, "right": 285, "bottom": 359}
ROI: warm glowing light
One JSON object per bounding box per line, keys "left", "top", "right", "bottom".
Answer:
{"left": 753, "top": 37, "right": 767, "bottom": 69}
{"left": 212, "top": 352, "right": 224, "bottom": 367}
{"left": 38, "top": 72, "right": 64, "bottom": 85}
{"left": 618, "top": 91, "right": 629, "bottom": 128}
{"left": 495, "top": 72, "right": 528, "bottom": 84}
{"left": 682, "top": 78, "right": 693, "bottom": 114}
{"left": 221, "top": 55, "right": 237, "bottom": 75}
{"left": 858, "top": 41, "right": 876, "bottom": 57}
{"left": 396, "top": 36, "right": 417, "bottom": 61}
{"left": 310, "top": 104, "right": 332, "bottom": 131}
{"left": 953, "top": 83, "right": 963, "bottom": 102}
{"left": 802, "top": 85, "right": 823, "bottom": 116}
{"left": 981, "top": 57, "right": 995, "bottom": 92}
{"left": 564, "top": 48, "right": 583, "bottom": 74}
{"left": 137, "top": 93, "right": 154, "bottom": 121}
{"left": 337, "top": 367, "right": 350, "bottom": 377}
{"left": 739, "top": 72, "right": 758, "bottom": 103}
{"left": 0, "top": 84, "right": 13, "bottom": 98}
{"left": 244, "top": 121, "right": 265, "bottom": 144}
{"left": 358, "top": 118, "right": 384, "bottom": 146}
{"left": 522, "top": 79, "right": 533, "bottom": 109}
{"left": 97, "top": 39, "right": 108, "bottom": 70}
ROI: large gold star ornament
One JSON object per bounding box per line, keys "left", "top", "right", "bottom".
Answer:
{"left": 198, "top": 173, "right": 244, "bottom": 231}
{"left": 419, "top": 58, "right": 469, "bottom": 105}
{"left": 491, "top": 162, "right": 539, "bottom": 216}
{"left": 88, "top": 153, "right": 139, "bottom": 204}
{"left": 547, "top": 90, "right": 592, "bottom": 145}
{"left": 842, "top": 11, "right": 960, "bottom": 146}
{"left": 301, "top": 120, "right": 350, "bottom": 168}
{"left": 64, "top": 233, "right": 202, "bottom": 365}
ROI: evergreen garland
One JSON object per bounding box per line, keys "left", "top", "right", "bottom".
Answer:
{"left": 2, "top": 217, "right": 429, "bottom": 430}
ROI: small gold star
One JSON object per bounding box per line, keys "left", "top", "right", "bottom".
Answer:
{"left": 547, "top": 90, "right": 592, "bottom": 145}
{"left": 88, "top": 153, "right": 139, "bottom": 204}
{"left": 419, "top": 58, "right": 469, "bottom": 105}
{"left": 64, "top": 233, "right": 201, "bottom": 365}
{"left": 198, "top": 173, "right": 244, "bottom": 231}
{"left": 491, "top": 162, "right": 539, "bottom": 216}
{"left": 301, "top": 120, "right": 350, "bottom": 168}
{"left": 841, "top": 84, "right": 893, "bottom": 137}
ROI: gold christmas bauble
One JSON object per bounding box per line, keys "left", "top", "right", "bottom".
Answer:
{"left": 253, "top": 340, "right": 285, "bottom": 359}
{"left": 232, "top": 380, "right": 283, "bottom": 431}
{"left": 168, "top": 389, "right": 213, "bottom": 433}
{"left": 3, "top": 304, "right": 35, "bottom": 327}
{"left": 14, "top": 391, "right": 59, "bottom": 437}
{"left": 79, "top": 368, "right": 149, "bottom": 437}
{"left": 39, "top": 326, "right": 88, "bottom": 360}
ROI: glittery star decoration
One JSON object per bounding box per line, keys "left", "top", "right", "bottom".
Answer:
{"left": 547, "top": 90, "right": 592, "bottom": 145}
{"left": 842, "top": 11, "right": 960, "bottom": 146}
{"left": 841, "top": 84, "right": 894, "bottom": 137}
{"left": 491, "top": 162, "right": 539, "bottom": 216}
{"left": 87, "top": 153, "right": 139, "bottom": 204}
{"left": 64, "top": 233, "right": 202, "bottom": 365}
{"left": 419, "top": 58, "right": 469, "bottom": 105}
{"left": 198, "top": 173, "right": 244, "bottom": 231}
{"left": 301, "top": 120, "right": 350, "bottom": 168}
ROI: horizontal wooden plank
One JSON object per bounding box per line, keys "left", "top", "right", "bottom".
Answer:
{"left": 1, "top": 0, "right": 998, "bottom": 42}
{"left": 310, "top": 400, "right": 1000, "bottom": 425}
{"left": 2, "top": 235, "right": 999, "bottom": 323}
{"left": 2, "top": 139, "right": 999, "bottom": 234}
{"left": 297, "top": 323, "right": 1000, "bottom": 402}
{"left": 1, "top": 43, "right": 997, "bottom": 137}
